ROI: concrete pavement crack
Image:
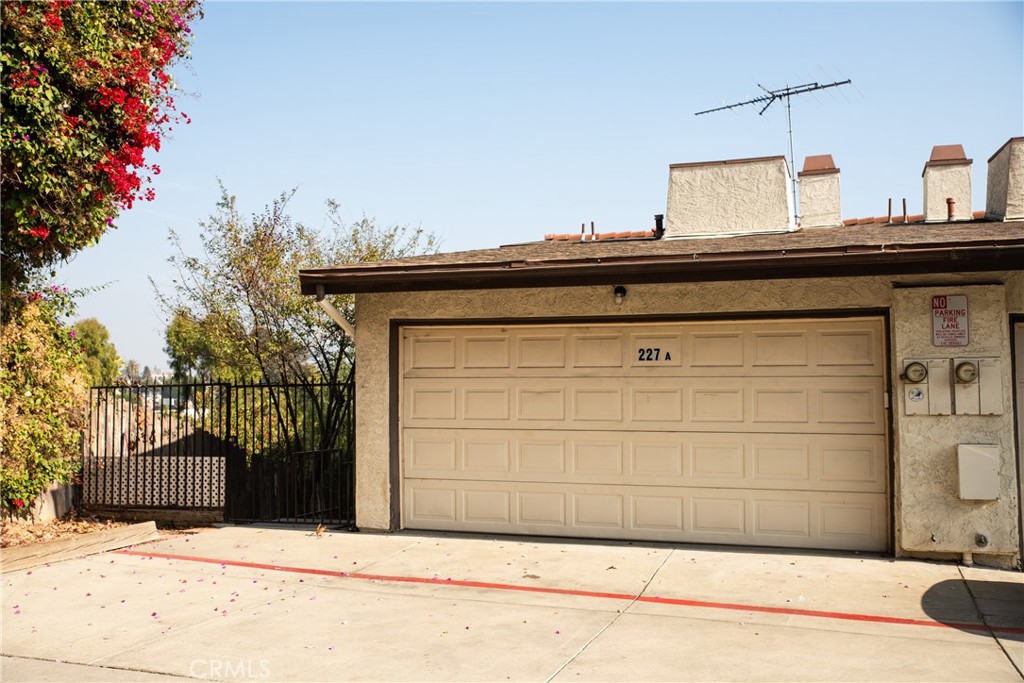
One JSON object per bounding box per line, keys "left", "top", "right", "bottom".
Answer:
{"left": 3, "top": 653, "right": 204, "bottom": 681}
{"left": 957, "top": 565, "right": 1024, "bottom": 681}
{"left": 542, "top": 548, "right": 676, "bottom": 683}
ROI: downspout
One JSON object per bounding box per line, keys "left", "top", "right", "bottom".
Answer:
{"left": 315, "top": 285, "right": 355, "bottom": 338}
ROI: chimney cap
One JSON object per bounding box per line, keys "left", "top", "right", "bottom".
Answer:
{"left": 923, "top": 144, "right": 972, "bottom": 176}
{"left": 930, "top": 144, "right": 967, "bottom": 162}
{"left": 798, "top": 154, "right": 839, "bottom": 177}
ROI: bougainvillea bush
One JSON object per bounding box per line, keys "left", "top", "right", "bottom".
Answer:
{"left": 1, "top": 0, "right": 202, "bottom": 306}
{"left": 0, "top": 287, "right": 89, "bottom": 517}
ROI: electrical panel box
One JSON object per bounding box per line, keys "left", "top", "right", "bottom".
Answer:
{"left": 927, "top": 359, "right": 952, "bottom": 415}
{"left": 900, "top": 358, "right": 1003, "bottom": 416}
{"left": 954, "top": 359, "right": 981, "bottom": 415}
{"left": 978, "top": 358, "right": 1003, "bottom": 415}
{"left": 957, "top": 443, "right": 1000, "bottom": 500}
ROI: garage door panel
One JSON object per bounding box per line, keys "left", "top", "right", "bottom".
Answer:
{"left": 405, "top": 376, "right": 885, "bottom": 434}
{"left": 406, "top": 335, "right": 456, "bottom": 371}
{"left": 402, "top": 319, "right": 885, "bottom": 378}
{"left": 404, "top": 429, "right": 886, "bottom": 493}
{"left": 403, "top": 479, "right": 887, "bottom": 551}
{"left": 401, "top": 318, "right": 888, "bottom": 552}
{"left": 463, "top": 336, "right": 511, "bottom": 368}
{"left": 573, "top": 334, "right": 625, "bottom": 367}
{"left": 817, "top": 328, "right": 879, "bottom": 367}
{"left": 517, "top": 335, "right": 566, "bottom": 368}
{"left": 573, "top": 387, "right": 623, "bottom": 421}
{"left": 464, "top": 388, "right": 509, "bottom": 420}
{"left": 751, "top": 331, "right": 809, "bottom": 366}
{"left": 629, "top": 333, "right": 683, "bottom": 367}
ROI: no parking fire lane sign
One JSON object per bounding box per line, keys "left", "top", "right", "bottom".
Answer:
{"left": 932, "top": 294, "right": 969, "bottom": 347}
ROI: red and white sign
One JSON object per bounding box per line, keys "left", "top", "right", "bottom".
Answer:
{"left": 932, "top": 294, "right": 969, "bottom": 347}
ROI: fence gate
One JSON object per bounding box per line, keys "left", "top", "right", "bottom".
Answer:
{"left": 224, "top": 379, "right": 355, "bottom": 527}
{"left": 83, "top": 377, "right": 355, "bottom": 528}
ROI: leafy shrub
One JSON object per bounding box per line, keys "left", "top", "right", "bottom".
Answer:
{"left": 0, "top": 286, "right": 89, "bottom": 516}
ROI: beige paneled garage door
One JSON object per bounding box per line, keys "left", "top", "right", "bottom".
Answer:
{"left": 401, "top": 318, "right": 888, "bottom": 551}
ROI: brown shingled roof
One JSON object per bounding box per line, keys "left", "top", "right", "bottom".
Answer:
{"left": 300, "top": 219, "right": 1024, "bottom": 295}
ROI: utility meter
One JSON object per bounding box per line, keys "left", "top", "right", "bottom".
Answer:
{"left": 954, "top": 360, "right": 978, "bottom": 383}
{"left": 901, "top": 361, "right": 928, "bottom": 383}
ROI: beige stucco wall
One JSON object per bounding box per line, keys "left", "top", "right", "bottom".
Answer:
{"left": 354, "top": 271, "right": 1023, "bottom": 564}
{"left": 665, "top": 158, "right": 794, "bottom": 236}
{"left": 798, "top": 172, "right": 841, "bottom": 228}
{"left": 923, "top": 164, "right": 972, "bottom": 222}
{"left": 986, "top": 139, "right": 1024, "bottom": 221}
{"left": 892, "top": 285, "right": 1019, "bottom": 559}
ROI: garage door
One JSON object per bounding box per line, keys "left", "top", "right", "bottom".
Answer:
{"left": 401, "top": 318, "right": 888, "bottom": 551}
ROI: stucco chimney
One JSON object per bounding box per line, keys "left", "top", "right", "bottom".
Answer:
{"left": 664, "top": 155, "right": 795, "bottom": 237}
{"left": 985, "top": 137, "right": 1024, "bottom": 221}
{"left": 797, "top": 154, "right": 841, "bottom": 228}
{"left": 922, "top": 144, "right": 972, "bottom": 222}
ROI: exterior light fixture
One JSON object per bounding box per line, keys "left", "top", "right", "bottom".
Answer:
{"left": 613, "top": 285, "right": 627, "bottom": 305}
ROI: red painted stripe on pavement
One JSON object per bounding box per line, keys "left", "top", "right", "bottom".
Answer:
{"left": 115, "top": 549, "right": 1024, "bottom": 636}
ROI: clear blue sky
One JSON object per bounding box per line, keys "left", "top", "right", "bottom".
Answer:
{"left": 56, "top": 1, "right": 1024, "bottom": 371}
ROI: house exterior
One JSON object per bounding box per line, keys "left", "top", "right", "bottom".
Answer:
{"left": 300, "top": 137, "right": 1024, "bottom": 568}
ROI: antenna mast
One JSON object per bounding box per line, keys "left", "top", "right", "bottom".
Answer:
{"left": 695, "top": 79, "right": 851, "bottom": 225}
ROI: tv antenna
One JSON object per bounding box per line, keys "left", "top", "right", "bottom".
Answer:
{"left": 695, "top": 79, "right": 851, "bottom": 224}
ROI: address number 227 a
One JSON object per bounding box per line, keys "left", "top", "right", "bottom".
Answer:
{"left": 637, "top": 347, "right": 672, "bottom": 362}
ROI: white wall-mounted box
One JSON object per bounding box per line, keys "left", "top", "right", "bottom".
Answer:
{"left": 957, "top": 443, "right": 1000, "bottom": 500}
{"left": 978, "top": 358, "right": 1003, "bottom": 415}
{"left": 928, "top": 359, "right": 952, "bottom": 415}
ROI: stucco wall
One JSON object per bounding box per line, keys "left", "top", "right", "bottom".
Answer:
{"left": 354, "top": 271, "right": 1022, "bottom": 563}
{"left": 798, "top": 172, "right": 841, "bottom": 228}
{"left": 986, "top": 139, "right": 1024, "bottom": 221}
{"left": 923, "top": 164, "right": 972, "bottom": 221}
{"left": 665, "top": 158, "right": 794, "bottom": 236}
{"left": 892, "top": 285, "right": 1019, "bottom": 558}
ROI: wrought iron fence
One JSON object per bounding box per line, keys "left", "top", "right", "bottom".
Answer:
{"left": 224, "top": 378, "right": 355, "bottom": 526}
{"left": 83, "top": 375, "right": 355, "bottom": 526}
{"left": 83, "top": 383, "right": 230, "bottom": 509}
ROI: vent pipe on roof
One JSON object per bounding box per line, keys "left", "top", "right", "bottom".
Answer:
{"left": 985, "top": 137, "right": 1024, "bottom": 221}
{"left": 923, "top": 144, "right": 972, "bottom": 222}
{"left": 797, "top": 154, "right": 841, "bottom": 228}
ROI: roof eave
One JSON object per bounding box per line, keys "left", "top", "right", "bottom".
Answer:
{"left": 299, "top": 242, "right": 1024, "bottom": 296}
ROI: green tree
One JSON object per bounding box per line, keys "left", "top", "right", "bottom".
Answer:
{"left": 157, "top": 186, "right": 439, "bottom": 383}
{"left": 72, "top": 317, "right": 120, "bottom": 386}
{"left": 0, "top": 286, "right": 88, "bottom": 514}
{"left": 164, "top": 309, "right": 257, "bottom": 381}
{"left": 1, "top": 0, "right": 202, "bottom": 308}
{"left": 122, "top": 358, "right": 140, "bottom": 382}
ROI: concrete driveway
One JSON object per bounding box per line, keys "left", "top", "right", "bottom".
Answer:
{"left": 2, "top": 525, "right": 1022, "bottom": 682}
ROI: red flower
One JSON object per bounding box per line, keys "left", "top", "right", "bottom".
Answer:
{"left": 11, "top": 499, "right": 25, "bottom": 509}
{"left": 28, "top": 226, "right": 50, "bottom": 240}
{"left": 43, "top": 12, "right": 63, "bottom": 30}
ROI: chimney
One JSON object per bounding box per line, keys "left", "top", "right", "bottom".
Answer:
{"left": 664, "top": 155, "right": 794, "bottom": 237}
{"left": 797, "top": 154, "right": 841, "bottom": 228}
{"left": 922, "top": 144, "right": 972, "bottom": 222}
{"left": 985, "top": 137, "right": 1024, "bottom": 221}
